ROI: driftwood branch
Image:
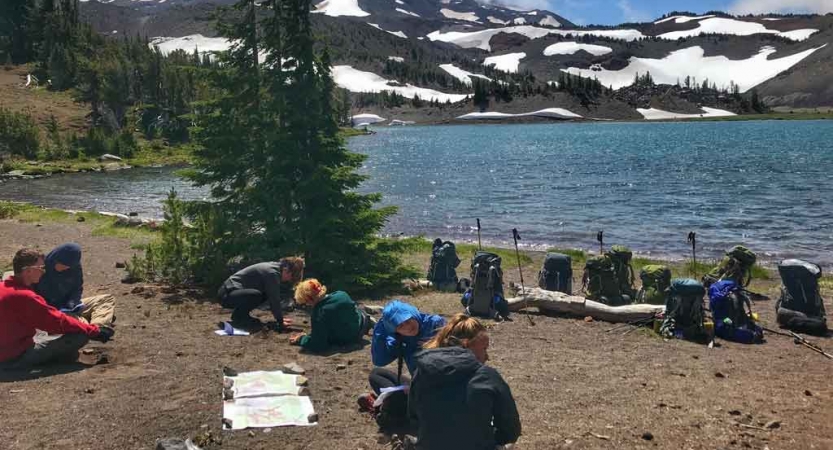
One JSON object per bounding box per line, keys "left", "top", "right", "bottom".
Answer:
{"left": 506, "top": 288, "right": 664, "bottom": 323}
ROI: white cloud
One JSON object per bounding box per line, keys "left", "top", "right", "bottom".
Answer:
{"left": 730, "top": 0, "right": 833, "bottom": 14}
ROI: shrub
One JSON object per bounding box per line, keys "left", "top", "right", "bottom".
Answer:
{"left": 0, "top": 108, "right": 40, "bottom": 159}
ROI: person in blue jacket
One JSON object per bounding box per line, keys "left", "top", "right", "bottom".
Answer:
{"left": 367, "top": 300, "right": 445, "bottom": 396}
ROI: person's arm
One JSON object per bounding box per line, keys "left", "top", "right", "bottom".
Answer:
{"left": 489, "top": 370, "right": 522, "bottom": 445}
{"left": 299, "top": 307, "right": 330, "bottom": 352}
{"left": 68, "top": 268, "right": 83, "bottom": 307}
{"left": 263, "top": 267, "right": 284, "bottom": 324}
{"left": 371, "top": 322, "right": 398, "bottom": 367}
{"left": 15, "top": 293, "right": 99, "bottom": 337}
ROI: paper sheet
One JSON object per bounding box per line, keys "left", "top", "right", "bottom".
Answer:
{"left": 214, "top": 322, "right": 250, "bottom": 336}
{"left": 229, "top": 370, "right": 301, "bottom": 398}
{"left": 223, "top": 396, "right": 317, "bottom": 429}
{"left": 373, "top": 385, "right": 408, "bottom": 407}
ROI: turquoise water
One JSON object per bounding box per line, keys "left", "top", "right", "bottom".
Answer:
{"left": 2, "top": 120, "right": 832, "bottom": 266}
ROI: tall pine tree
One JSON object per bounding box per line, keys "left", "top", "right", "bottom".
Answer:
{"left": 187, "top": 0, "right": 412, "bottom": 294}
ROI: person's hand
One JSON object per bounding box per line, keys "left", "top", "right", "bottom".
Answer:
{"left": 282, "top": 318, "right": 294, "bottom": 327}
{"left": 91, "top": 325, "right": 115, "bottom": 343}
{"left": 289, "top": 333, "right": 305, "bottom": 345}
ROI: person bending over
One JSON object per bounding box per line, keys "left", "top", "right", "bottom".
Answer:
{"left": 35, "top": 243, "right": 116, "bottom": 327}
{"left": 289, "top": 279, "right": 373, "bottom": 352}
{"left": 409, "top": 314, "right": 521, "bottom": 450}
{"left": 217, "top": 257, "right": 305, "bottom": 331}
{"left": 0, "top": 249, "right": 114, "bottom": 370}
{"left": 367, "top": 300, "right": 446, "bottom": 395}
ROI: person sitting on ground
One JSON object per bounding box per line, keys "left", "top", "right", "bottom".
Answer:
{"left": 217, "top": 257, "right": 305, "bottom": 331}
{"left": 289, "top": 279, "right": 374, "bottom": 352}
{"left": 367, "top": 300, "right": 446, "bottom": 395}
{"left": 35, "top": 243, "right": 116, "bottom": 327}
{"left": 0, "top": 249, "right": 114, "bottom": 371}
{"left": 409, "top": 314, "right": 521, "bottom": 450}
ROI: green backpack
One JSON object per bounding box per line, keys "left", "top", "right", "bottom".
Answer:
{"left": 702, "top": 245, "right": 757, "bottom": 288}
{"left": 660, "top": 278, "right": 707, "bottom": 341}
{"left": 583, "top": 255, "right": 626, "bottom": 305}
{"left": 637, "top": 265, "right": 671, "bottom": 305}
{"left": 606, "top": 245, "right": 636, "bottom": 298}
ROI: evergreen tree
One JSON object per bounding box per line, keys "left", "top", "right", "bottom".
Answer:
{"left": 187, "top": 0, "right": 411, "bottom": 294}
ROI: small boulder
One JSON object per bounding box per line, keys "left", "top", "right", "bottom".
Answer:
{"left": 641, "top": 432, "right": 654, "bottom": 441}
{"left": 115, "top": 262, "right": 126, "bottom": 269}
{"left": 283, "top": 362, "right": 306, "bottom": 375}
{"left": 99, "top": 153, "right": 123, "bottom": 162}
{"left": 336, "top": 364, "right": 347, "bottom": 371}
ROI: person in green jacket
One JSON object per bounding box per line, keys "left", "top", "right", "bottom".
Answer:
{"left": 289, "top": 279, "right": 373, "bottom": 352}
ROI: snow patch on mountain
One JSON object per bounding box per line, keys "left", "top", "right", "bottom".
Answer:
{"left": 487, "top": 16, "right": 508, "bottom": 25}
{"left": 457, "top": 107, "right": 582, "bottom": 120}
{"left": 538, "top": 16, "right": 561, "bottom": 27}
{"left": 563, "top": 45, "right": 827, "bottom": 92}
{"left": 368, "top": 23, "right": 407, "bottom": 39}
{"left": 395, "top": 8, "right": 420, "bottom": 18}
{"left": 332, "top": 65, "right": 468, "bottom": 103}
{"left": 150, "top": 34, "right": 230, "bottom": 55}
{"left": 544, "top": 42, "right": 612, "bottom": 56}
{"left": 388, "top": 56, "right": 405, "bottom": 62}
{"left": 658, "top": 17, "right": 817, "bottom": 41}
{"left": 654, "top": 14, "right": 715, "bottom": 24}
{"left": 439, "top": 63, "right": 492, "bottom": 85}
{"left": 440, "top": 9, "right": 481, "bottom": 23}
{"left": 513, "top": 18, "right": 526, "bottom": 25}
{"left": 427, "top": 26, "right": 644, "bottom": 51}
{"left": 638, "top": 107, "right": 735, "bottom": 120}
{"left": 483, "top": 52, "right": 526, "bottom": 73}
{"left": 312, "top": 0, "right": 370, "bottom": 17}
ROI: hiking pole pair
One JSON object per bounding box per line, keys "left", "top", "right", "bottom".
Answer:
{"left": 762, "top": 326, "right": 833, "bottom": 359}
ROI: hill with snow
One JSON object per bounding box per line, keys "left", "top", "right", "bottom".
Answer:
{"left": 79, "top": 1, "right": 833, "bottom": 119}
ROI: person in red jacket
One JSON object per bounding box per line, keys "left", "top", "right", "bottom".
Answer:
{"left": 0, "top": 248, "right": 114, "bottom": 370}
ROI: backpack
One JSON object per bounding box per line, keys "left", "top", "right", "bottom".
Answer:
{"left": 703, "top": 245, "right": 757, "bottom": 288}
{"left": 466, "top": 251, "right": 504, "bottom": 318}
{"left": 709, "top": 280, "right": 763, "bottom": 344}
{"left": 538, "top": 253, "right": 572, "bottom": 294}
{"left": 776, "top": 259, "right": 827, "bottom": 335}
{"left": 607, "top": 245, "right": 636, "bottom": 298}
{"left": 637, "top": 265, "right": 671, "bottom": 305}
{"left": 582, "top": 255, "right": 628, "bottom": 306}
{"left": 660, "top": 279, "right": 707, "bottom": 341}
{"left": 427, "top": 240, "right": 461, "bottom": 290}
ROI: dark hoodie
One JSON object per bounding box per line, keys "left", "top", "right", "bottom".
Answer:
{"left": 409, "top": 347, "right": 521, "bottom": 450}
{"left": 35, "top": 243, "right": 84, "bottom": 313}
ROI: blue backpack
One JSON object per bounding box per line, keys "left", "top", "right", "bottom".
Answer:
{"left": 709, "top": 280, "right": 763, "bottom": 344}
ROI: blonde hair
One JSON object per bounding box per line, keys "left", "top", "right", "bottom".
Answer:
{"left": 294, "top": 278, "right": 327, "bottom": 305}
{"left": 424, "top": 314, "right": 487, "bottom": 349}
{"left": 280, "top": 256, "right": 305, "bottom": 284}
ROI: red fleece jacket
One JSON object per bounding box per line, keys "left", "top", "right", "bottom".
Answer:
{"left": 0, "top": 277, "right": 100, "bottom": 362}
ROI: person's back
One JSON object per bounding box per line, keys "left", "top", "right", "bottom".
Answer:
{"left": 223, "top": 262, "right": 282, "bottom": 293}
{"left": 410, "top": 347, "right": 520, "bottom": 450}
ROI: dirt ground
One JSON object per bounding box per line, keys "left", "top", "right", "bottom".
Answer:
{"left": 1, "top": 219, "right": 832, "bottom": 450}
{"left": 0, "top": 65, "right": 88, "bottom": 136}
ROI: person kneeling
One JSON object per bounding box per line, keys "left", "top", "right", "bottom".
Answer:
{"left": 289, "top": 279, "right": 373, "bottom": 352}
{"left": 35, "top": 243, "right": 116, "bottom": 327}
{"left": 217, "top": 257, "right": 305, "bottom": 331}
{"left": 0, "top": 249, "right": 114, "bottom": 371}
{"left": 409, "top": 314, "right": 521, "bottom": 450}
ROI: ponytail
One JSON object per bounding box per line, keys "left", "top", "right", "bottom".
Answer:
{"left": 424, "top": 313, "right": 486, "bottom": 350}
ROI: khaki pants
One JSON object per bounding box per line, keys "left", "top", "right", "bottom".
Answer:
{"left": 77, "top": 294, "right": 116, "bottom": 327}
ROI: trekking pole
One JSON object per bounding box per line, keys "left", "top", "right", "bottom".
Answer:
{"left": 512, "top": 228, "right": 525, "bottom": 294}
{"left": 687, "top": 231, "right": 697, "bottom": 276}
{"left": 789, "top": 330, "right": 833, "bottom": 359}
{"left": 476, "top": 218, "right": 482, "bottom": 250}
{"left": 596, "top": 231, "right": 604, "bottom": 255}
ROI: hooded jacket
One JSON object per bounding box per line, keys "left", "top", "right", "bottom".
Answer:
{"left": 371, "top": 301, "right": 445, "bottom": 374}
{"left": 408, "top": 347, "right": 521, "bottom": 450}
{"left": 35, "top": 243, "right": 84, "bottom": 313}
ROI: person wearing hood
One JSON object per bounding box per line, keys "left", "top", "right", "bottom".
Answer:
{"left": 408, "top": 314, "right": 521, "bottom": 450}
{"left": 35, "top": 243, "right": 115, "bottom": 327}
{"left": 366, "top": 300, "right": 446, "bottom": 395}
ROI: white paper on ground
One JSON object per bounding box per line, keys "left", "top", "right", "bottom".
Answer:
{"left": 214, "top": 322, "right": 250, "bottom": 336}
{"left": 223, "top": 396, "right": 317, "bottom": 429}
{"left": 373, "top": 385, "right": 408, "bottom": 407}
{"left": 229, "top": 370, "right": 301, "bottom": 398}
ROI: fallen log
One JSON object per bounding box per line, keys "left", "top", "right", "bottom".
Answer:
{"left": 506, "top": 288, "right": 664, "bottom": 323}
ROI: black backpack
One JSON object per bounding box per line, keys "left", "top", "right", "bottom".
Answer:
{"left": 538, "top": 253, "right": 572, "bottom": 294}
{"left": 776, "top": 259, "right": 827, "bottom": 335}
{"left": 467, "top": 251, "right": 503, "bottom": 318}
{"left": 427, "top": 239, "right": 461, "bottom": 289}
{"left": 607, "top": 245, "right": 636, "bottom": 298}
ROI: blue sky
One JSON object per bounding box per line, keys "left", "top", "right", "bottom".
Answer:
{"left": 508, "top": 0, "right": 833, "bottom": 25}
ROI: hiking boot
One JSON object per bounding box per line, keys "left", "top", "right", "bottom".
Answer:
{"left": 357, "top": 392, "right": 377, "bottom": 413}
